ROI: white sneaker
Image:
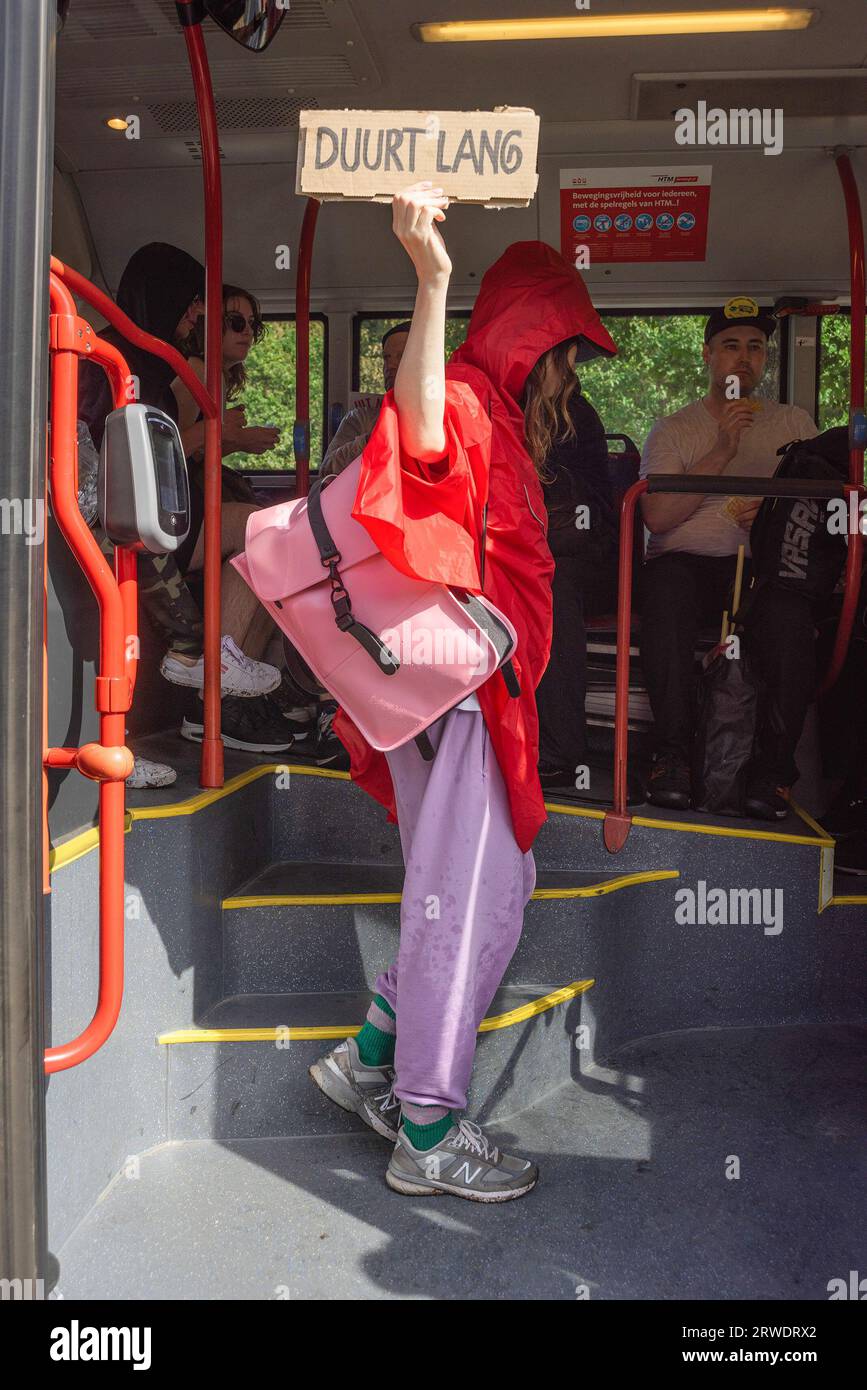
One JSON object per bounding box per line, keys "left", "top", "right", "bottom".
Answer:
{"left": 125, "top": 756, "right": 177, "bottom": 789}
{"left": 160, "top": 636, "right": 281, "bottom": 698}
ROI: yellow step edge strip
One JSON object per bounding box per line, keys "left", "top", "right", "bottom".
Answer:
{"left": 130, "top": 761, "right": 350, "bottom": 822}
{"left": 546, "top": 798, "right": 833, "bottom": 848}
{"left": 157, "top": 978, "right": 594, "bottom": 1046}
{"left": 631, "top": 810, "right": 829, "bottom": 848}
{"left": 49, "top": 813, "right": 133, "bottom": 873}
{"left": 50, "top": 757, "right": 831, "bottom": 875}
{"left": 48, "top": 762, "right": 350, "bottom": 872}
{"left": 222, "top": 868, "right": 679, "bottom": 910}
{"left": 828, "top": 894, "right": 867, "bottom": 907}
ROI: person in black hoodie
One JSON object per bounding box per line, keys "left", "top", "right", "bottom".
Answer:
{"left": 522, "top": 336, "right": 617, "bottom": 788}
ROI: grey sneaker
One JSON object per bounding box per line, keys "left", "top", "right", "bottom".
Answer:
{"left": 386, "top": 1118, "right": 538, "bottom": 1202}
{"left": 309, "top": 1036, "right": 400, "bottom": 1141}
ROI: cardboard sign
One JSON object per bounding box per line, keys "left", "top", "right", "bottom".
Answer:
{"left": 560, "top": 166, "right": 712, "bottom": 264}
{"left": 297, "top": 108, "right": 539, "bottom": 208}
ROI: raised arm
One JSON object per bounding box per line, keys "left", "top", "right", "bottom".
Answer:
{"left": 391, "top": 182, "right": 451, "bottom": 462}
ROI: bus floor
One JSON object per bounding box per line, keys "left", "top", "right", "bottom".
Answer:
{"left": 51, "top": 1021, "right": 867, "bottom": 1301}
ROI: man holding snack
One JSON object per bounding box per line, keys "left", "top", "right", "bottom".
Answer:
{"left": 639, "top": 297, "right": 817, "bottom": 816}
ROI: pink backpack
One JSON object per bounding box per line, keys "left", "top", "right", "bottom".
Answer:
{"left": 231, "top": 455, "right": 520, "bottom": 757}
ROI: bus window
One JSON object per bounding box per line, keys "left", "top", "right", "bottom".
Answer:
{"left": 579, "top": 312, "right": 783, "bottom": 451}
{"left": 353, "top": 313, "right": 470, "bottom": 392}
{"left": 230, "top": 314, "right": 327, "bottom": 472}
{"left": 817, "top": 312, "right": 851, "bottom": 429}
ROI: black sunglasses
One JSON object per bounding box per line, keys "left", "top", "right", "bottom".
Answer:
{"left": 224, "top": 311, "right": 263, "bottom": 336}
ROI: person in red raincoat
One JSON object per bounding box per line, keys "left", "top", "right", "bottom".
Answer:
{"left": 310, "top": 184, "right": 616, "bottom": 1202}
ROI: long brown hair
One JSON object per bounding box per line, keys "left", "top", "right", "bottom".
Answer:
{"left": 522, "top": 339, "right": 580, "bottom": 481}
{"left": 187, "top": 283, "right": 265, "bottom": 402}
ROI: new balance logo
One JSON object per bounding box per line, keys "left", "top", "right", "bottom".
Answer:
{"left": 452, "top": 1161, "right": 483, "bottom": 1184}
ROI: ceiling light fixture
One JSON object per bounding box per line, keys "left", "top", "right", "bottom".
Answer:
{"left": 105, "top": 117, "right": 130, "bottom": 131}
{"left": 414, "top": 9, "right": 816, "bottom": 43}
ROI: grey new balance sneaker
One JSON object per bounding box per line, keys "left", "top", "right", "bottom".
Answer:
{"left": 386, "top": 1118, "right": 538, "bottom": 1202}
{"left": 309, "top": 1036, "right": 401, "bottom": 1141}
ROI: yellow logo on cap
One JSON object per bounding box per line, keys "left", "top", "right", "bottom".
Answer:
{"left": 724, "top": 296, "right": 760, "bottom": 320}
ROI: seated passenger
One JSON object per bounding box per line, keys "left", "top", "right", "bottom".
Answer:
{"left": 171, "top": 285, "right": 347, "bottom": 765}
{"left": 320, "top": 321, "right": 411, "bottom": 477}
{"left": 522, "top": 337, "right": 618, "bottom": 787}
{"left": 77, "top": 243, "right": 282, "bottom": 711}
{"left": 639, "top": 298, "right": 818, "bottom": 817}
{"left": 168, "top": 283, "right": 309, "bottom": 753}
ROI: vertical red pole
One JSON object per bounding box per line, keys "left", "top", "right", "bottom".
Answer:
{"left": 603, "top": 480, "right": 645, "bottom": 852}
{"left": 183, "top": 17, "right": 224, "bottom": 786}
{"left": 294, "top": 197, "right": 320, "bottom": 498}
{"left": 819, "top": 152, "right": 866, "bottom": 697}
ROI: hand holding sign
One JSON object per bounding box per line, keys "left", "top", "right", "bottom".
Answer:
{"left": 392, "top": 182, "right": 452, "bottom": 282}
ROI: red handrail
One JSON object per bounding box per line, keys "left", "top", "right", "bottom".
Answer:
{"left": 604, "top": 478, "right": 646, "bottom": 853}
{"left": 294, "top": 197, "right": 320, "bottom": 498}
{"left": 48, "top": 256, "right": 215, "bottom": 421}
{"left": 44, "top": 272, "right": 137, "bottom": 1073}
{"left": 182, "top": 15, "right": 225, "bottom": 786}
{"left": 819, "top": 151, "right": 866, "bottom": 695}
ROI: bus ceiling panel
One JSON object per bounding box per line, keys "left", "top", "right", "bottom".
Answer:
{"left": 54, "top": 0, "right": 865, "bottom": 140}
{"left": 336, "top": 0, "right": 864, "bottom": 116}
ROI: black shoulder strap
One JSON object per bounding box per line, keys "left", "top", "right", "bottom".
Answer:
{"left": 306, "top": 477, "right": 400, "bottom": 674}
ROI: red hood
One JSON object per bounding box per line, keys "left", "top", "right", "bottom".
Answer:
{"left": 449, "top": 240, "right": 617, "bottom": 408}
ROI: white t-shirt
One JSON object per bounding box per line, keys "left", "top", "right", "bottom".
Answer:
{"left": 640, "top": 398, "right": 818, "bottom": 560}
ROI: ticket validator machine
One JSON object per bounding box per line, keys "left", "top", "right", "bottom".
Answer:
{"left": 98, "top": 404, "right": 191, "bottom": 553}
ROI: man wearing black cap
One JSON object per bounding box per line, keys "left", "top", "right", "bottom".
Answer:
{"left": 321, "top": 321, "right": 412, "bottom": 477}
{"left": 639, "top": 297, "right": 817, "bottom": 817}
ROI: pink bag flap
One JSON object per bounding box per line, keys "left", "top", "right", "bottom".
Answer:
{"left": 239, "top": 455, "right": 377, "bottom": 602}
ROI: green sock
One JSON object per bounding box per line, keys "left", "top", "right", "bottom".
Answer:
{"left": 355, "top": 994, "right": 396, "bottom": 1067}
{"left": 401, "top": 1109, "right": 454, "bottom": 1150}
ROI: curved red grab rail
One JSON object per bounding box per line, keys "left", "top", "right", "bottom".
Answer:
{"left": 294, "top": 197, "right": 320, "bottom": 498}
{"left": 45, "top": 272, "right": 136, "bottom": 1073}
{"left": 49, "top": 255, "right": 216, "bottom": 422}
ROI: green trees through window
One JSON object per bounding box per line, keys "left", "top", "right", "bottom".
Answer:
{"left": 580, "top": 314, "right": 781, "bottom": 451}
{"left": 233, "top": 318, "right": 325, "bottom": 471}
{"left": 818, "top": 313, "right": 852, "bottom": 429}
{"left": 227, "top": 306, "right": 851, "bottom": 473}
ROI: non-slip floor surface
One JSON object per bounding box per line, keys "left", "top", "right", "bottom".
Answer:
{"left": 53, "top": 1023, "right": 867, "bottom": 1301}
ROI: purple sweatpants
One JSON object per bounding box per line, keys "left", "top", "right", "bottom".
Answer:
{"left": 373, "top": 707, "right": 537, "bottom": 1110}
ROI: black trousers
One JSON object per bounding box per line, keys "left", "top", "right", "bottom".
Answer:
{"left": 536, "top": 559, "right": 588, "bottom": 771}
{"left": 640, "top": 551, "right": 817, "bottom": 787}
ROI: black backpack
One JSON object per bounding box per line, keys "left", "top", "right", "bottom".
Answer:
{"left": 748, "top": 427, "right": 849, "bottom": 603}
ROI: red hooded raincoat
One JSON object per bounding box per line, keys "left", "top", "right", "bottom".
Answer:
{"left": 332, "top": 241, "right": 617, "bottom": 853}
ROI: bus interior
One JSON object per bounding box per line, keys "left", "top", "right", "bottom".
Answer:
{"left": 4, "top": 0, "right": 867, "bottom": 1304}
